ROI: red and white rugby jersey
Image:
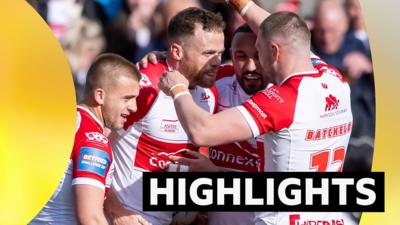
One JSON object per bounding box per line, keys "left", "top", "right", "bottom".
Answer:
{"left": 30, "top": 106, "right": 114, "bottom": 225}
{"left": 111, "top": 60, "right": 218, "bottom": 225}
{"left": 237, "top": 59, "right": 352, "bottom": 225}
{"left": 210, "top": 64, "right": 264, "bottom": 172}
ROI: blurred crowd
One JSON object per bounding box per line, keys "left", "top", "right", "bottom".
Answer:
{"left": 28, "top": 0, "right": 375, "bottom": 171}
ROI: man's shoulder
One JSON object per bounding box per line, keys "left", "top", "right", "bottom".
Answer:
{"left": 139, "top": 60, "right": 169, "bottom": 88}
{"left": 75, "top": 109, "right": 109, "bottom": 150}
{"left": 216, "top": 64, "right": 235, "bottom": 81}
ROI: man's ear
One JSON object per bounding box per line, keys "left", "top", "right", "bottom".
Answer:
{"left": 170, "top": 43, "right": 184, "bottom": 61}
{"left": 93, "top": 88, "right": 105, "bottom": 105}
{"left": 271, "top": 42, "right": 280, "bottom": 63}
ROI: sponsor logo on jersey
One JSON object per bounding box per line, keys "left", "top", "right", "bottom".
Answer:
{"left": 325, "top": 94, "right": 340, "bottom": 112}
{"left": 160, "top": 119, "right": 180, "bottom": 133}
{"left": 305, "top": 122, "right": 352, "bottom": 141}
{"left": 77, "top": 147, "right": 110, "bottom": 176}
{"left": 200, "top": 92, "right": 211, "bottom": 102}
{"left": 85, "top": 132, "right": 108, "bottom": 144}
{"left": 247, "top": 99, "right": 267, "bottom": 119}
{"left": 209, "top": 147, "right": 261, "bottom": 171}
{"left": 261, "top": 88, "right": 285, "bottom": 103}
{"left": 140, "top": 73, "right": 152, "bottom": 87}
{"left": 149, "top": 149, "right": 188, "bottom": 170}
{"left": 231, "top": 81, "right": 238, "bottom": 95}
{"left": 289, "top": 214, "right": 344, "bottom": 225}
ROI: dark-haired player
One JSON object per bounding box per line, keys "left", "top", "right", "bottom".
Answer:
{"left": 106, "top": 7, "right": 225, "bottom": 225}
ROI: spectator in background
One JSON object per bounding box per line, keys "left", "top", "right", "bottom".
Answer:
{"left": 48, "top": 0, "right": 82, "bottom": 40}
{"left": 125, "top": 0, "right": 165, "bottom": 61}
{"left": 311, "top": 0, "right": 371, "bottom": 81}
{"left": 345, "top": 0, "right": 370, "bottom": 51}
{"left": 342, "top": 0, "right": 374, "bottom": 175}
{"left": 96, "top": 0, "right": 165, "bottom": 62}
{"left": 62, "top": 16, "right": 106, "bottom": 102}
{"left": 312, "top": 0, "right": 375, "bottom": 175}
{"left": 163, "top": 0, "right": 201, "bottom": 25}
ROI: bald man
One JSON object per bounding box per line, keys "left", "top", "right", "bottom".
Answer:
{"left": 30, "top": 54, "right": 143, "bottom": 225}
{"left": 311, "top": 0, "right": 371, "bottom": 79}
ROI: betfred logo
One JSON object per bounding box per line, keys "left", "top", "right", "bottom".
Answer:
{"left": 85, "top": 132, "right": 108, "bottom": 144}
{"left": 289, "top": 214, "right": 344, "bottom": 225}
{"left": 82, "top": 154, "right": 107, "bottom": 165}
{"left": 325, "top": 94, "right": 339, "bottom": 112}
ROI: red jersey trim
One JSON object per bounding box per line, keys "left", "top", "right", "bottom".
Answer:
{"left": 77, "top": 106, "right": 104, "bottom": 131}
{"left": 124, "top": 61, "right": 169, "bottom": 129}
{"left": 216, "top": 64, "right": 235, "bottom": 81}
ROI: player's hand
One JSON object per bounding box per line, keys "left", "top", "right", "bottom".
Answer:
{"left": 137, "top": 51, "right": 167, "bottom": 69}
{"left": 207, "top": 0, "right": 226, "bottom": 3}
{"left": 158, "top": 70, "right": 189, "bottom": 96}
{"left": 108, "top": 209, "right": 151, "bottom": 225}
{"left": 169, "top": 150, "right": 219, "bottom": 172}
{"left": 104, "top": 190, "right": 151, "bottom": 225}
{"left": 343, "top": 51, "right": 372, "bottom": 80}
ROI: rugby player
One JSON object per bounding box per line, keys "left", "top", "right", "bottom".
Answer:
{"left": 159, "top": 1, "right": 353, "bottom": 225}
{"left": 30, "top": 53, "right": 143, "bottom": 225}
{"left": 140, "top": 23, "right": 267, "bottom": 225}
{"left": 104, "top": 7, "right": 225, "bottom": 225}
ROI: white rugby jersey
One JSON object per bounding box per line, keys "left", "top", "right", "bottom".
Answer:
{"left": 30, "top": 106, "right": 114, "bottom": 225}
{"left": 211, "top": 64, "right": 264, "bottom": 173}
{"left": 207, "top": 65, "right": 264, "bottom": 225}
{"left": 111, "top": 60, "right": 218, "bottom": 225}
{"left": 237, "top": 58, "right": 353, "bottom": 225}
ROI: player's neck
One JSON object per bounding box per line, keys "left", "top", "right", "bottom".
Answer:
{"left": 78, "top": 102, "right": 104, "bottom": 128}
{"left": 279, "top": 57, "right": 316, "bottom": 84}
{"left": 166, "top": 56, "right": 178, "bottom": 71}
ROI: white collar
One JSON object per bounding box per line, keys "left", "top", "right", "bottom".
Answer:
{"left": 279, "top": 70, "right": 319, "bottom": 85}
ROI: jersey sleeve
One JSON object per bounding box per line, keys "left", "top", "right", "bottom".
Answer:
{"left": 236, "top": 84, "right": 299, "bottom": 137}
{"left": 71, "top": 134, "right": 112, "bottom": 191}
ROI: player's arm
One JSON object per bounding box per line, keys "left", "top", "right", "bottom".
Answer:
{"left": 210, "top": 0, "right": 270, "bottom": 34}
{"left": 74, "top": 185, "right": 108, "bottom": 225}
{"left": 159, "top": 71, "right": 254, "bottom": 147}
{"left": 104, "top": 189, "right": 150, "bottom": 225}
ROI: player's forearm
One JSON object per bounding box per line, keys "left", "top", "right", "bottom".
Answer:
{"left": 241, "top": 2, "right": 270, "bottom": 34}
{"left": 76, "top": 213, "right": 108, "bottom": 225}
{"left": 226, "top": 0, "right": 270, "bottom": 34}
{"left": 174, "top": 94, "right": 216, "bottom": 146}
{"left": 104, "top": 189, "right": 127, "bottom": 219}
{"left": 74, "top": 185, "right": 109, "bottom": 225}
